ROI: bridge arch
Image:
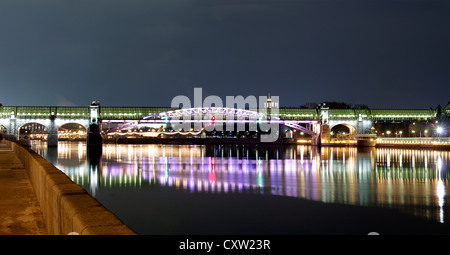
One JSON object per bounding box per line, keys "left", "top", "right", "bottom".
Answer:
{"left": 17, "top": 122, "right": 48, "bottom": 140}
{"left": 16, "top": 119, "right": 89, "bottom": 140}
{"left": 58, "top": 122, "right": 88, "bottom": 131}
{"left": 54, "top": 119, "right": 89, "bottom": 130}
{"left": 17, "top": 119, "right": 50, "bottom": 130}
{"left": 109, "top": 107, "right": 321, "bottom": 143}
{"left": 112, "top": 107, "right": 281, "bottom": 132}
{"left": 143, "top": 107, "right": 279, "bottom": 120}
{"left": 330, "top": 123, "right": 356, "bottom": 136}
{"left": 58, "top": 123, "right": 88, "bottom": 140}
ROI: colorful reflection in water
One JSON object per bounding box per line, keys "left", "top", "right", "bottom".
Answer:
{"left": 31, "top": 141, "right": 450, "bottom": 225}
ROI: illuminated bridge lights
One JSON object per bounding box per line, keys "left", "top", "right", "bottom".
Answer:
{"left": 2, "top": 105, "right": 447, "bottom": 146}
{"left": 143, "top": 107, "right": 277, "bottom": 121}
{"left": 378, "top": 138, "right": 450, "bottom": 146}
{"left": 106, "top": 129, "right": 204, "bottom": 138}
{"left": 0, "top": 105, "right": 440, "bottom": 121}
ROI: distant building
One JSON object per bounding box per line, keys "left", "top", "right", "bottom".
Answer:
{"left": 264, "top": 93, "right": 278, "bottom": 109}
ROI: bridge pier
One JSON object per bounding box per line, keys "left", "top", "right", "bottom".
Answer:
{"left": 9, "top": 114, "right": 17, "bottom": 140}
{"left": 47, "top": 114, "right": 58, "bottom": 147}
{"left": 311, "top": 123, "right": 322, "bottom": 147}
{"left": 311, "top": 134, "right": 322, "bottom": 147}
{"left": 87, "top": 101, "right": 102, "bottom": 149}
{"left": 87, "top": 124, "right": 102, "bottom": 148}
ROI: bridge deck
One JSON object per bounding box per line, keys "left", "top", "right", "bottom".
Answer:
{"left": 0, "top": 140, "right": 46, "bottom": 235}
{"left": 1, "top": 106, "right": 438, "bottom": 121}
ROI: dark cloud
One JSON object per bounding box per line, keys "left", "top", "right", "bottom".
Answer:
{"left": 0, "top": 0, "right": 449, "bottom": 109}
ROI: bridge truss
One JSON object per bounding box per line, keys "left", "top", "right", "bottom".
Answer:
{"left": 106, "top": 107, "right": 321, "bottom": 138}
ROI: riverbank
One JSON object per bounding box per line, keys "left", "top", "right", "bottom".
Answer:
{"left": 0, "top": 139, "right": 136, "bottom": 235}
{"left": 0, "top": 141, "right": 46, "bottom": 234}
{"left": 375, "top": 140, "right": 450, "bottom": 150}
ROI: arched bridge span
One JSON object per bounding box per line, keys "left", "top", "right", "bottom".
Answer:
{"left": 110, "top": 107, "right": 321, "bottom": 139}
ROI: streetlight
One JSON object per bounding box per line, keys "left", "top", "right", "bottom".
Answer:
{"left": 436, "top": 126, "right": 445, "bottom": 140}
{"left": 399, "top": 130, "right": 402, "bottom": 137}
{"left": 386, "top": 130, "right": 391, "bottom": 137}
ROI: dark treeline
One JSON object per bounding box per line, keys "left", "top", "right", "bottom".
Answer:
{"left": 282, "top": 102, "right": 370, "bottom": 109}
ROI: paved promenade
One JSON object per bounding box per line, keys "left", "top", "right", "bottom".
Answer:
{"left": 0, "top": 140, "right": 47, "bottom": 235}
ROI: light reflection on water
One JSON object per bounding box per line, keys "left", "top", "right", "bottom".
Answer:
{"left": 31, "top": 141, "right": 450, "bottom": 225}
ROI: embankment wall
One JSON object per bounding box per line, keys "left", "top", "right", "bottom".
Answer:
{"left": 9, "top": 141, "right": 136, "bottom": 235}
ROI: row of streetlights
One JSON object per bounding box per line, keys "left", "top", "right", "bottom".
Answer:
{"left": 384, "top": 126, "right": 446, "bottom": 137}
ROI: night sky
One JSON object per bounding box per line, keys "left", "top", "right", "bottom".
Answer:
{"left": 0, "top": 0, "right": 449, "bottom": 109}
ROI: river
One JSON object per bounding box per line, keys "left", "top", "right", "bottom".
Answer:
{"left": 30, "top": 141, "right": 450, "bottom": 235}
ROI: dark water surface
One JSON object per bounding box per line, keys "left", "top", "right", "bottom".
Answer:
{"left": 31, "top": 141, "right": 450, "bottom": 235}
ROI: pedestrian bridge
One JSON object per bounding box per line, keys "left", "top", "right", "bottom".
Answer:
{"left": 0, "top": 102, "right": 446, "bottom": 145}
{"left": 107, "top": 107, "right": 322, "bottom": 144}
{"left": 0, "top": 105, "right": 441, "bottom": 122}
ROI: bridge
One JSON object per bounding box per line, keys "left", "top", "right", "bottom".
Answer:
{"left": 110, "top": 107, "right": 322, "bottom": 144}
{"left": 0, "top": 101, "right": 448, "bottom": 146}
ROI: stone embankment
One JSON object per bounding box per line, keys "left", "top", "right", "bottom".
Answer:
{"left": 1, "top": 139, "right": 136, "bottom": 235}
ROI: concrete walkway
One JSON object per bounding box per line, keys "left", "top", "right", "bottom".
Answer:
{"left": 0, "top": 140, "right": 47, "bottom": 235}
